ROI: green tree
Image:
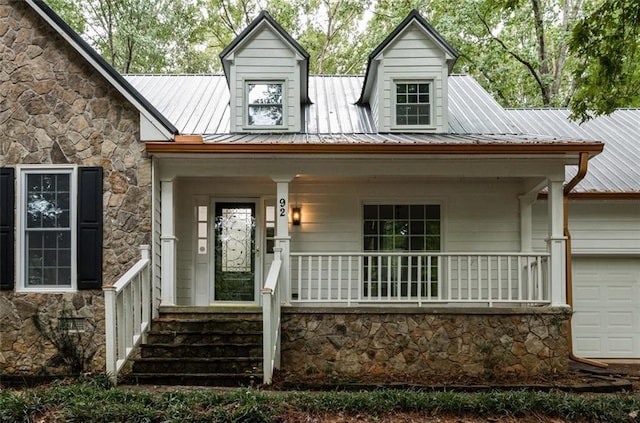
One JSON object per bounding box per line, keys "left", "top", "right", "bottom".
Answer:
{"left": 45, "top": 0, "right": 86, "bottom": 33}
{"left": 569, "top": 0, "right": 640, "bottom": 121}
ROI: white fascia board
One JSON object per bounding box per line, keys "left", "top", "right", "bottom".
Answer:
{"left": 26, "top": 0, "right": 174, "bottom": 141}
{"left": 141, "top": 114, "right": 171, "bottom": 141}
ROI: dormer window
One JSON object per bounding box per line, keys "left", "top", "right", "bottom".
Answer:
{"left": 247, "top": 81, "right": 284, "bottom": 127}
{"left": 395, "top": 81, "right": 431, "bottom": 126}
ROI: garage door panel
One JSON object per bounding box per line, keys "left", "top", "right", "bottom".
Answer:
{"left": 607, "top": 337, "right": 634, "bottom": 355}
{"left": 574, "top": 338, "right": 601, "bottom": 355}
{"left": 573, "top": 311, "right": 603, "bottom": 329}
{"left": 608, "top": 311, "right": 635, "bottom": 330}
{"left": 574, "top": 286, "right": 600, "bottom": 302}
{"left": 573, "top": 258, "right": 640, "bottom": 358}
{"left": 608, "top": 286, "right": 635, "bottom": 304}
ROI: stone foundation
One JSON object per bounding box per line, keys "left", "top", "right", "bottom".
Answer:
{"left": 281, "top": 307, "right": 570, "bottom": 381}
{"left": 0, "top": 292, "right": 105, "bottom": 375}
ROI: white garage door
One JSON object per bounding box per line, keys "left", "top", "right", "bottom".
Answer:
{"left": 573, "top": 257, "right": 640, "bottom": 358}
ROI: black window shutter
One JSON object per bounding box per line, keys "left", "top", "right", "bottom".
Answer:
{"left": 0, "top": 168, "right": 15, "bottom": 290}
{"left": 77, "top": 167, "right": 103, "bottom": 290}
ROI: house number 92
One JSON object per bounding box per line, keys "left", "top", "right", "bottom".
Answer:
{"left": 279, "top": 198, "right": 286, "bottom": 217}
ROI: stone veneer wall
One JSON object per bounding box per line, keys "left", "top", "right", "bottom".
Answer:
{"left": 1, "top": 1, "right": 151, "bottom": 374}
{"left": 281, "top": 307, "right": 570, "bottom": 380}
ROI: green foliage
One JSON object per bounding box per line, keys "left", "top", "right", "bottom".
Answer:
{"left": 31, "top": 303, "right": 98, "bottom": 376}
{"left": 1, "top": 382, "right": 640, "bottom": 422}
{"left": 569, "top": 0, "right": 640, "bottom": 121}
{"left": 45, "top": 0, "right": 640, "bottom": 117}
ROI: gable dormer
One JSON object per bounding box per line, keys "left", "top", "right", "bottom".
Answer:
{"left": 358, "top": 10, "right": 458, "bottom": 133}
{"left": 219, "top": 11, "right": 309, "bottom": 133}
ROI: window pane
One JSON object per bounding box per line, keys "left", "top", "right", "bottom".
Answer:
{"left": 363, "top": 205, "right": 378, "bottom": 219}
{"left": 248, "top": 105, "right": 283, "bottom": 126}
{"left": 410, "top": 205, "right": 424, "bottom": 219}
{"left": 198, "top": 206, "right": 208, "bottom": 222}
{"left": 379, "top": 205, "right": 393, "bottom": 219}
{"left": 426, "top": 205, "right": 440, "bottom": 219}
{"left": 248, "top": 83, "right": 282, "bottom": 105}
{"left": 364, "top": 236, "right": 378, "bottom": 250}
{"left": 410, "top": 236, "right": 424, "bottom": 250}
{"left": 395, "top": 205, "right": 409, "bottom": 219}
{"left": 394, "top": 221, "right": 408, "bottom": 235}
{"left": 363, "top": 221, "right": 378, "bottom": 235}
{"left": 410, "top": 221, "right": 424, "bottom": 235}
{"left": 426, "top": 221, "right": 440, "bottom": 235}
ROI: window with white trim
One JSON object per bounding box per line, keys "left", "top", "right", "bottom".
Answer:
{"left": 247, "top": 81, "right": 284, "bottom": 127}
{"left": 20, "top": 168, "right": 75, "bottom": 289}
{"left": 363, "top": 204, "right": 440, "bottom": 296}
{"left": 395, "top": 82, "right": 431, "bottom": 126}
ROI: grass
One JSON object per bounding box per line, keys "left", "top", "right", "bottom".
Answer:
{"left": 0, "top": 376, "right": 639, "bottom": 422}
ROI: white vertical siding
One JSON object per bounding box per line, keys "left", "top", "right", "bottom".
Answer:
{"left": 533, "top": 200, "right": 640, "bottom": 254}
{"left": 376, "top": 24, "right": 448, "bottom": 132}
{"left": 231, "top": 25, "right": 300, "bottom": 132}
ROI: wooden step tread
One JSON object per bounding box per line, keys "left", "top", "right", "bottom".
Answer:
{"left": 154, "top": 317, "right": 263, "bottom": 323}
{"left": 148, "top": 329, "right": 263, "bottom": 335}
{"left": 132, "top": 357, "right": 261, "bottom": 362}
{"left": 140, "top": 342, "right": 261, "bottom": 348}
{"left": 126, "top": 372, "right": 262, "bottom": 378}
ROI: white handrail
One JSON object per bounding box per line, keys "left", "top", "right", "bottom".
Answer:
{"left": 104, "top": 245, "right": 154, "bottom": 384}
{"left": 262, "top": 248, "right": 283, "bottom": 385}
{"left": 290, "top": 252, "right": 550, "bottom": 306}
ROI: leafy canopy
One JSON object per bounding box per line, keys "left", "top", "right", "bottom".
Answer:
{"left": 46, "top": 0, "right": 640, "bottom": 120}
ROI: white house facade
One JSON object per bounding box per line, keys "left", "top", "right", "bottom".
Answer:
{"left": 2, "top": 1, "right": 638, "bottom": 386}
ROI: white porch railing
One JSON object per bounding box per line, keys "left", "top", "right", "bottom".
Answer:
{"left": 104, "top": 245, "right": 154, "bottom": 384}
{"left": 262, "top": 248, "right": 283, "bottom": 385}
{"left": 290, "top": 252, "right": 550, "bottom": 306}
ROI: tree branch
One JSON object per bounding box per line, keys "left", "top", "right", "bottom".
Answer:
{"left": 476, "top": 11, "right": 548, "bottom": 104}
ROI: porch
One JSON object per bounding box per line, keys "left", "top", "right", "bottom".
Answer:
{"left": 104, "top": 245, "right": 562, "bottom": 385}
{"left": 104, "top": 152, "right": 573, "bottom": 384}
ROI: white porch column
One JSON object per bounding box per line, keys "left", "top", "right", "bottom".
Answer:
{"left": 273, "top": 176, "right": 294, "bottom": 305}
{"left": 518, "top": 194, "right": 535, "bottom": 252}
{"left": 547, "top": 179, "right": 567, "bottom": 306}
{"left": 160, "top": 179, "right": 177, "bottom": 306}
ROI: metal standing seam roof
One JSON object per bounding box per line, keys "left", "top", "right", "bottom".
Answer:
{"left": 506, "top": 109, "right": 640, "bottom": 193}
{"left": 125, "top": 73, "right": 639, "bottom": 194}
{"left": 124, "top": 74, "right": 522, "bottom": 136}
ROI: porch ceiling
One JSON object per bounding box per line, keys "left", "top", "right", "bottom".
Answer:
{"left": 154, "top": 154, "right": 572, "bottom": 181}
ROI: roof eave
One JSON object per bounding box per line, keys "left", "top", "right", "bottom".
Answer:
{"left": 26, "top": 0, "right": 178, "bottom": 139}
{"left": 145, "top": 141, "right": 604, "bottom": 156}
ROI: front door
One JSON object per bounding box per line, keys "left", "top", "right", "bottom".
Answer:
{"left": 213, "top": 202, "right": 257, "bottom": 302}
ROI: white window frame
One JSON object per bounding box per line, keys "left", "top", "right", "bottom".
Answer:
{"left": 16, "top": 165, "right": 78, "bottom": 292}
{"left": 244, "top": 80, "right": 286, "bottom": 129}
{"left": 391, "top": 79, "right": 434, "bottom": 130}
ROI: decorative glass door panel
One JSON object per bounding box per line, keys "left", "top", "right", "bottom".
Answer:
{"left": 214, "top": 203, "right": 256, "bottom": 301}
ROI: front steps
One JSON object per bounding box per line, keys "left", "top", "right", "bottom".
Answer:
{"left": 124, "top": 307, "right": 263, "bottom": 386}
